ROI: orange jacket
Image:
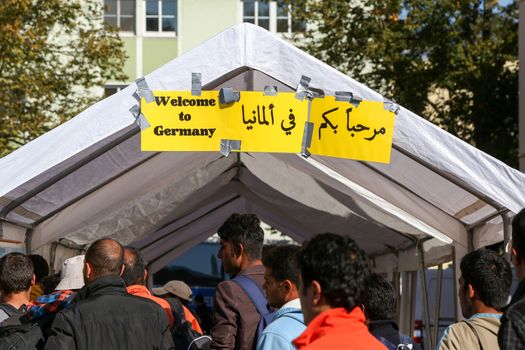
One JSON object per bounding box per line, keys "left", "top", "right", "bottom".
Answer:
{"left": 126, "top": 285, "right": 203, "bottom": 334}
{"left": 293, "top": 307, "right": 387, "bottom": 350}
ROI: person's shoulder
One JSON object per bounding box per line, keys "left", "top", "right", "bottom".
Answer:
{"left": 506, "top": 298, "right": 525, "bottom": 320}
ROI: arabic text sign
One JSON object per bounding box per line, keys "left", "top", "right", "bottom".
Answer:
{"left": 141, "top": 91, "right": 307, "bottom": 153}
{"left": 308, "top": 98, "right": 395, "bottom": 163}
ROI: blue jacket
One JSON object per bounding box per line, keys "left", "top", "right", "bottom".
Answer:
{"left": 256, "top": 305, "right": 306, "bottom": 350}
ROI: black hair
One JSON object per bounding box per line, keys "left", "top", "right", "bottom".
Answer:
{"left": 0, "top": 253, "right": 34, "bottom": 295}
{"left": 41, "top": 272, "right": 61, "bottom": 295}
{"left": 85, "top": 238, "right": 124, "bottom": 279}
{"left": 361, "top": 273, "right": 395, "bottom": 320}
{"left": 299, "top": 233, "right": 369, "bottom": 312}
{"left": 512, "top": 208, "right": 525, "bottom": 258}
{"left": 122, "top": 247, "right": 146, "bottom": 286}
{"left": 460, "top": 249, "right": 511, "bottom": 310}
{"left": 28, "top": 254, "right": 49, "bottom": 283}
{"left": 262, "top": 245, "right": 301, "bottom": 287}
{"left": 218, "top": 213, "right": 264, "bottom": 260}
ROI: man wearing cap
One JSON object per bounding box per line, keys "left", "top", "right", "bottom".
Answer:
{"left": 153, "top": 280, "right": 202, "bottom": 333}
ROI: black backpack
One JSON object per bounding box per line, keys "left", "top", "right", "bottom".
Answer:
{"left": 166, "top": 297, "right": 211, "bottom": 350}
{"left": 0, "top": 304, "right": 44, "bottom": 350}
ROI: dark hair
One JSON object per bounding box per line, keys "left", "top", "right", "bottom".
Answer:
{"left": 512, "top": 208, "right": 525, "bottom": 257}
{"left": 218, "top": 213, "right": 264, "bottom": 260}
{"left": 28, "top": 255, "right": 49, "bottom": 283}
{"left": 85, "top": 238, "right": 124, "bottom": 279}
{"left": 41, "top": 272, "right": 61, "bottom": 295}
{"left": 0, "top": 253, "right": 34, "bottom": 294}
{"left": 361, "top": 274, "right": 395, "bottom": 320}
{"left": 460, "top": 249, "right": 511, "bottom": 309}
{"left": 122, "top": 247, "right": 146, "bottom": 286}
{"left": 262, "top": 245, "right": 301, "bottom": 287}
{"left": 299, "top": 233, "right": 369, "bottom": 312}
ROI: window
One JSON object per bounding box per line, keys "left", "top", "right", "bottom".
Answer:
{"left": 104, "top": 85, "right": 126, "bottom": 98}
{"left": 145, "top": 0, "right": 177, "bottom": 33}
{"left": 243, "top": 1, "right": 305, "bottom": 34}
{"left": 104, "top": 0, "right": 136, "bottom": 32}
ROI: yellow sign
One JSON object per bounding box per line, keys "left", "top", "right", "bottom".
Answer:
{"left": 141, "top": 91, "right": 307, "bottom": 153}
{"left": 308, "top": 97, "right": 395, "bottom": 163}
{"left": 141, "top": 91, "right": 224, "bottom": 152}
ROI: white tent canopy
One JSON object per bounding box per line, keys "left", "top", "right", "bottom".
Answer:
{"left": 1, "top": 24, "right": 524, "bottom": 276}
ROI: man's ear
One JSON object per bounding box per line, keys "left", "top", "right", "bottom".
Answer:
{"left": 143, "top": 269, "right": 148, "bottom": 281}
{"left": 466, "top": 283, "right": 475, "bottom": 299}
{"left": 311, "top": 280, "right": 322, "bottom": 305}
{"left": 281, "top": 279, "right": 293, "bottom": 294}
{"left": 84, "top": 262, "right": 92, "bottom": 279}
{"left": 512, "top": 247, "right": 520, "bottom": 267}
{"left": 119, "top": 264, "right": 125, "bottom": 276}
{"left": 31, "top": 274, "right": 36, "bottom": 287}
{"left": 235, "top": 243, "right": 244, "bottom": 258}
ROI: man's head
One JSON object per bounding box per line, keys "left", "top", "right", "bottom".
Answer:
{"left": 122, "top": 247, "right": 146, "bottom": 287}
{"left": 511, "top": 208, "right": 525, "bottom": 279}
{"left": 361, "top": 274, "right": 396, "bottom": 322}
{"left": 0, "top": 253, "right": 35, "bottom": 296}
{"left": 459, "top": 249, "right": 511, "bottom": 318}
{"left": 262, "top": 245, "right": 301, "bottom": 309}
{"left": 298, "top": 233, "right": 369, "bottom": 325}
{"left": 28, "top": 254, "right": 49, "bottom": 283}
{"left": 217, "top": 213, "right": 264, "bottom": 275}
{"left": 84, "top": 238, "right": 124, "bottom": 283}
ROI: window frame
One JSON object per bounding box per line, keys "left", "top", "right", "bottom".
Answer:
{"left": 242, "top": 0, "right": 303, "bottom": 34}
{"left": 104, "top": 0, "right": 136, "bottom": 34}
{"left": 144, "top": 0, "right": 178, "bottom": 37}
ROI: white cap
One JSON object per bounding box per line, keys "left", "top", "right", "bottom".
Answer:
{"left": 55, "top": 255, "right": 85, "bottom": 291}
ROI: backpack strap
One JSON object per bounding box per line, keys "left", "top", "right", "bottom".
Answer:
{"left": 462, "top": 320, "right": 484, "bottom": 350}
{"left": 0, "top": 304, "right": 19, "bottom": 318}
{"left": 232, "top": 275, "right": 270, "bottom": 317}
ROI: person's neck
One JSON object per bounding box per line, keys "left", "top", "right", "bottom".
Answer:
{"left": 238, "top": 258, "right": 262, "bottom": 272}
{"left": 3, "top": 291, "right": 30, "bottom": 309}
{"left": 469, "top": 300, "right": 501, "bottom": 317}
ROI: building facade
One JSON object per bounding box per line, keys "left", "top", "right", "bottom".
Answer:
{"left": 103, "top": 0, "right": 303, "bottom": 95}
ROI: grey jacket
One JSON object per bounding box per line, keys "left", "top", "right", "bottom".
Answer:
{"left": 437, "top": 313, "right": 502, "bottom": 350}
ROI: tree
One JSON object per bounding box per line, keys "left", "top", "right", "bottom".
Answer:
{"left": 290, "top": 0, "right": 518, "bottom": 167}
{"left": 0, "top": 0, "right": 127, "bottom": 156}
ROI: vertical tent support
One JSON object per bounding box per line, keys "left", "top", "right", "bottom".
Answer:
{"left": 418, "top": 243, "right": 433, "bottom": 350}
{"left": 433, "top": 264, "right": 443, "bottom": 347}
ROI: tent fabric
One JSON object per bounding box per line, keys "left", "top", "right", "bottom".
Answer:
{"left": 0, "top": 24, "right": 524, "bottom": 273}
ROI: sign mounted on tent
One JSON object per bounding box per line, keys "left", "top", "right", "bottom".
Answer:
{"left": 140, "top": 91, "right": 395, "bottom": 164}
{"left": 308, "top": 98, "right": 395, "bottom": 164}
{"left": 141, "top": 91, "right": 307, "bottom": 153}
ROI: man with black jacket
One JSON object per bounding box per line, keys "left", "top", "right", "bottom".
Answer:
{"left": 45, "top": 238, "right": 174, "bottom": 350}
{"left": 499, "top": 208, "right": 525, "bottom": 349}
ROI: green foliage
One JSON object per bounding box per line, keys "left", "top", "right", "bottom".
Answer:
{"left": 0, "top": 0, "right": 127, "bottom": 156}
{"left": 290, "top": 0, "right": 518, "bottom": 167}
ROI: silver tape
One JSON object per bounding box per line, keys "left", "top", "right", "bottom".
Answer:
{"left": 384, "top": 99, "right": 400, "bottom": 114}
{"left": 263, "top": 86, "right": 278, "bottom": 96}
{"left": 220, "top": 139, "right": 241, "bottom": 157}
{"left": 295, "top": 75, "right": 312, "bottom": 100}
{"left": 192, "top": 73, "right": 202, "bottom": 96}
{"left": 301, "top": 121, "right": 314, "bottom": 158}
{"left": 136, "top": 77, "right": 155, "bottom": 103}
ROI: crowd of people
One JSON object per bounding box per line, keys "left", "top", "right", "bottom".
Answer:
{"left": 0, "top": 210, "right": 524, "bottom": 349}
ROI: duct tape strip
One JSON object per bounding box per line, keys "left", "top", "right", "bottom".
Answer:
{"left": 136, "top": 77, "right": 155, "bottom": 103}
{"left": 384, "top": 99, "right": 400, "bottom": 114}
{"left": 219, "top": 88, "right": 241, "bottom": 105}
{"left": 335, "top": 91, "right": 353, "bottom": 102}
{"left": 301, "top": 121, "right": 314, "bottom": 158}
{"left": 220, "top": 139, "right": 241, "bottom": 157}
{"left": 295, "top": 75, "right": 312, "bottom": 100}
{"left": 263, "top": 86, "right": 278, "bottom": 96}
{"left": 130, "top": 105, "right": 150, "bottom": 130}
{"left": 192, "top": 73, "right": 202, "bottom": 96}
{"left": 132, "top": 91, "right": 141, "bottom": 103}
{"left": 350, "top": 95, "right": 363, "bottom": 108}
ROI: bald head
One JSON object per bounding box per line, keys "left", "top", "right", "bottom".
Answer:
{"left": 85, "top": 238, "right": 124, "bottom": 282}
{"left": 122, "top": 247, "right": 146, "bottom": 287}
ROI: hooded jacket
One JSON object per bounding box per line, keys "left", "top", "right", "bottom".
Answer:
{"left": 437, "top": 313, "right": 502, "bottom": 350}
{"left": 292, "top": 307, "right": 386, "bottom": 350}
{"left": 256, "top": 299, "right": 305, "bottom": 350}
{"left": 44, "top": 275, "right": 174, "bottom": 350}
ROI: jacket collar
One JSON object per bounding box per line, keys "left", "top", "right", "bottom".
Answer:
{"left": 126, "top": 284, "right": 152, "bottom": 296}
{"left": 293, "top": 307, "right": 367, "bottom": 348}
{"left": 75, "top": 275, "right": 126, "bottom": 301}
